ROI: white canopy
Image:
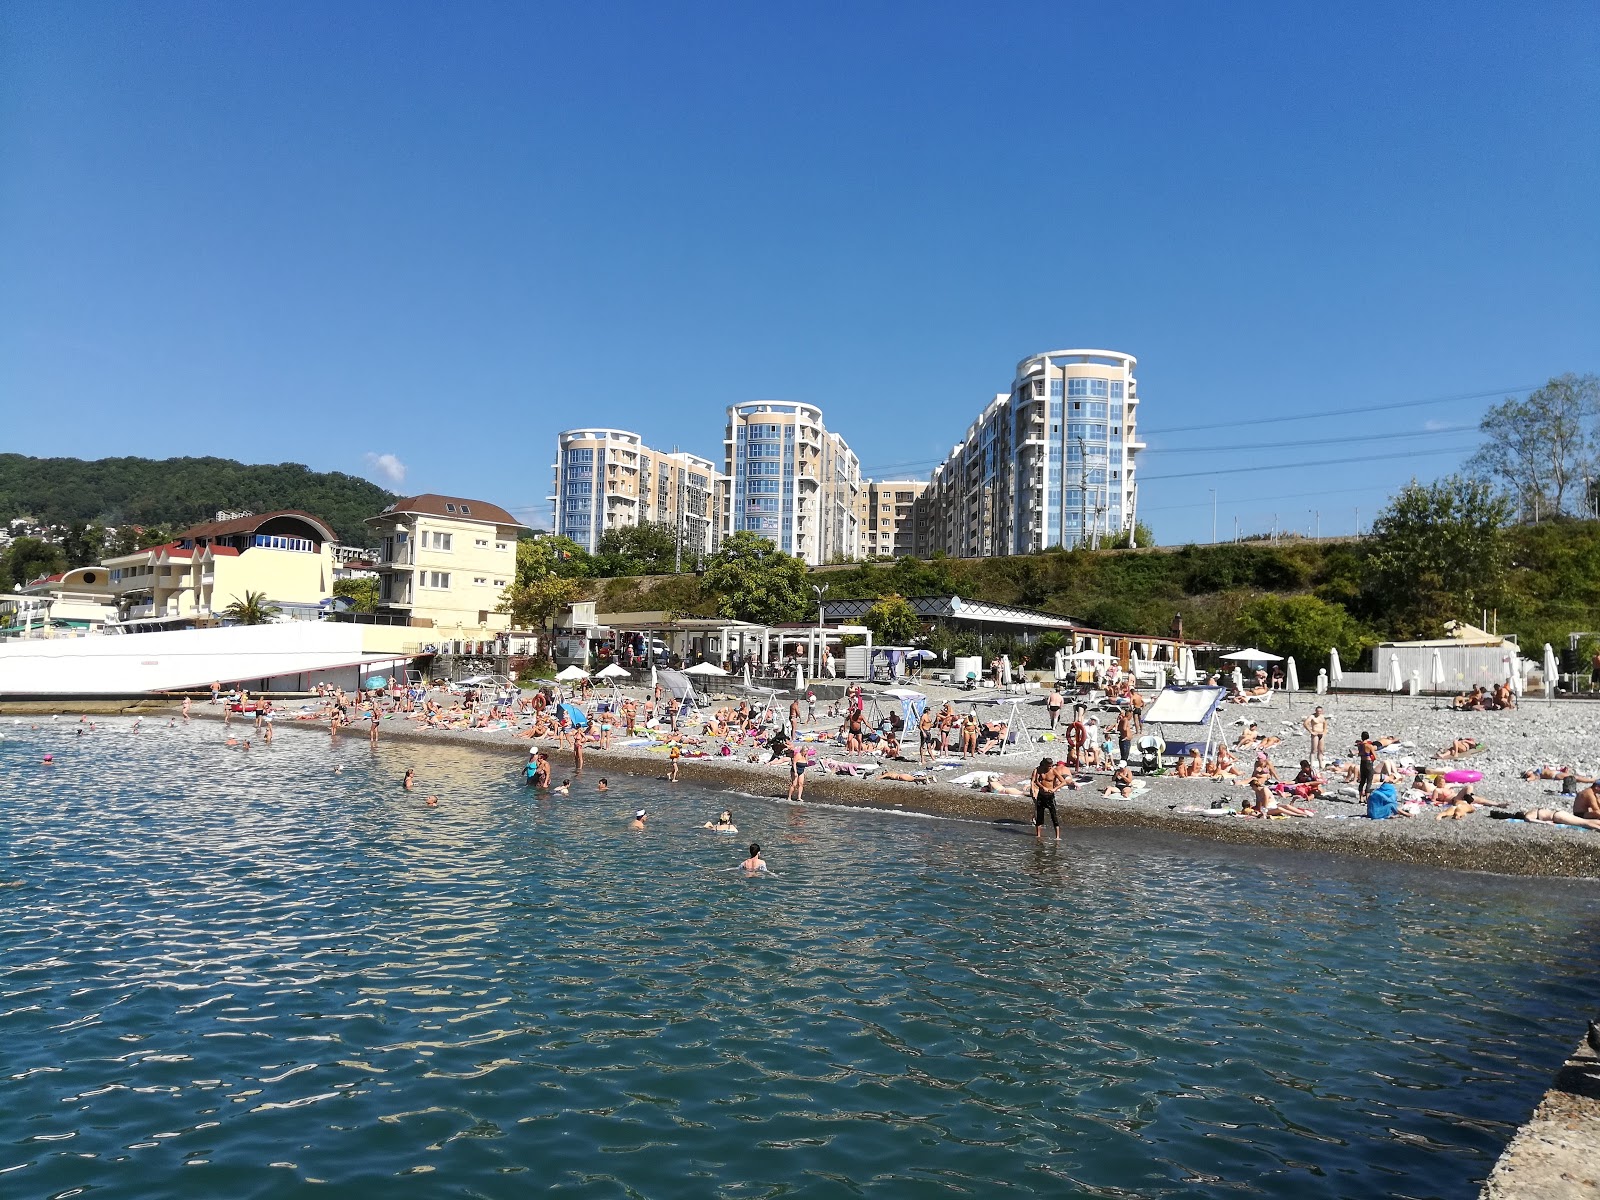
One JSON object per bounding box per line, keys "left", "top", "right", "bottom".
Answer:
{"left": 1220, "top": 647, "right": 1283, "bottom": 662}
{"left": 1329, "top": 647, "right": 1343, "bottom": 685}
{"left": 1285, "top": 656, "right": 1299, "bottom": 693}
{"left": 555, "top": 665, "right": 589, "bottom": 682}
{"left": 683, "top": 661, "right": 729, "bottom": 676}
{"left": 1544, "top": 643, "right": 1558, "bottom": 701}
{"left": 595, "top": 663, "right": 631, "bottom": 680}
{"left": 1070, "top": 649, "right": 1111, "bottom": 662}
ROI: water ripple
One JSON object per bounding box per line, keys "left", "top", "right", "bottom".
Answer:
{"left": 2, "top": 719, "right": 1596, "bottom": 1198}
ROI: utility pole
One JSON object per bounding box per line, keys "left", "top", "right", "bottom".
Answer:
{"left": 1210, "top": 487, "right": 1217, "bottom": 544}
{"left": 1355, "top": 506, "right": 1360, "bottom": 538}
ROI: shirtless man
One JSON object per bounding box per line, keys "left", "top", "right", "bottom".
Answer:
{"left": 1575, "top": 784, "right": 1600, "bottom": 821}
{"left": 741, "top": 844, "right": 769, "bottom": 873}
{"left": 1302, "top": 706, "right": 1328, "bottom": 771}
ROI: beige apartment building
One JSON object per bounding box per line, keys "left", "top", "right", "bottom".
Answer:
{"left": 723, "top": 401, "right": 861, "bottom": 565}
{"left": 855, "top": 480, "right": 928, "bottom": 558}
{"left": 103, "top": 510, "right": 338, "bottom": 625}
{"left": 551, "top": 429, "right": 721, "bottom": 563}
{"left": 367, "top": 494, "right": 522, "bottom": 638}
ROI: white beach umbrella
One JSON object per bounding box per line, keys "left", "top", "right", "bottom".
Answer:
{"left": 1316, "top": 668, "right": 1328, "bottom": 694}
{"left": 1129, "top": 649, "right": 1141, "bottom": 684}
{"left": 596, "top": 663, "right": 631, "bottom": 680}
{"left": 1285, "top": 656, "right": 1299, "bottom": 693}
{"left": 649, "top": 662, "right": 658, "bottom": 693}
{"left": 1000, "top": 654, "right": 1012, "bottom": 685}
{"left": 1054, "top": 650, "right": 1066, "bottom": 680}
{"left": 555, "top": 665, "right": 589, "bottom": 682}
{"left": 1220, "top": 647, "right": 1284, "bottom": 662}
{"left": 1329, "top": 647, "right": 1343, "bottom": 688}
{"left": 683, "top": 661, "right": 729, "bottom": 676}
{"left": 1511, "top": 655, "right": 1526, "bottom": 697}
{"left": 795, "top": 661, "right": 805, "bottom": 694}
{"left": 1429, "top": 649, "right": 1445, "bottom": 708}
{"left": 743, "top": 660, "right": 753, "bottom": 690}
{"left": 1544, "top": 643, "right": 1558, "bottom": 702}
{"left": 1388, "top": 652, "right": 1403, "bottom": 709}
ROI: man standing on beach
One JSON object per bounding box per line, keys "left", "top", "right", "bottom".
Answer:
{"left": 1303, "top": 706, "right": 1329, "bottom": 771}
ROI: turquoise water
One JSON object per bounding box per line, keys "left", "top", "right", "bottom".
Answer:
{"left": 3, "top": 718, "right": 1596, "bottom": 1199}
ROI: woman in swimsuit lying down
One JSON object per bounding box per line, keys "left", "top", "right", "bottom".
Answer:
{"left": 1437, "top": 737, "right": 1484, "bottom": 759}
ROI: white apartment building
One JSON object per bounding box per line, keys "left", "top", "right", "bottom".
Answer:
{"left": 367, "top": 494, "right": 522, "bottom": 637}
{"left": 913, "top": 349, "right": 1145, "bottom": 557}
{"left": 550, "top": 429, "right": 721, "bottom": 563}
{"left": 722, "top": 402, "right": 861, "bottom": 565}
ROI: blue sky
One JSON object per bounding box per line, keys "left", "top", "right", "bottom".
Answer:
{"left": 4, "top": 1, "right": 1597, "bottom": 543}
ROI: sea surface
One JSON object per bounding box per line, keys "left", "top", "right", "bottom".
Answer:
{"left": 3, "top": 716, "right": 1597, "bottom": 1199}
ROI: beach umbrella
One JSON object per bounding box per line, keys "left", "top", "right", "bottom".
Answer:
{"left": 1429, "top": 649, "right": 1445, "bottom": 709}
{"left": 596, "top": 663, "right": 630, "bottom": 680}
{"left": 683, "top": 661, "right": 729, "bottom": 676}
{"left": 795, "top": 661, "right": 805, "bottom": 695}
{"left": 1544, "top": 643, "right": 1558, "bottom": 702}
{"left": 649, "top": 662, "right": 658, "bottom": 693}
{"left": 1129, "top": 649, "right": 1141, "bottom": 685}
{"left": 1000, "top": 654, "right": 1012, "bottom": 686}
{"left": 1388, "top": 652, "right": 1403, "bottom": 709}
{"left": 1220, "top": 647, "right": 1284, "bottom": 662}
{"left": 1070, "top": 649, "right": 1110, "bottom": 662}
{"left": 555, "top": 665, "right": 589, "bottom": 683}
{"left": 558, "top": 702, "right": 588, "bottom": 727}
{"left": 1328, "top": 648, "right": 1343, "bottom": 703}
{"left": 743, "top": 660, "right": 753, "bottom": 690}
{"left": 1054, "top": 650, "right": 1066, "bottom": 680}
{"left": 1285, "top": 656, "right": 1299, "bottom": 695}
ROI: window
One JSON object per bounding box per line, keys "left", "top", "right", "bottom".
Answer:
{"left": 425, "top": 532, "right": 453, "bottom": 551}
{"left": 475, "top": 538, "right": 489, "bottom": 548}
{"left": 422, "top": 571, "right": 451, "bottom": 589}
{"left": 1032, "top": 379, "right": 1045, "bottom": 396}
{"left": 566, "top": 449, "right": 594, "bottom": 462}
{"left": 1067, "top": 378, "right": 1090, "bottom": 398}
{"left": 1089, "top": 379, "right": 1109, "bottom": 398}
{"left": 473, "top": 576, "right": 488, "bottom": 585}
{"left": 496, "top": 542, "right": 509, "bottom": 552}
{"left": 493, "top": 579, "right": 507, "bottom": 587}
{"left": 896, "top": 491, "right": 914, "bottom": 502}
{"left": 445, "top": 503, "right": 457, "bottom": 513}
{"left": 1087, "top": 402, "right": 1108, "bottom": 420}
{"left": 459, "top": 505, "right": 470, "bottom": 515}
{"left": 1049, "top": 379, "right": 1063, "bottom": 396}
{"left": 1111, "top": 381, "right": 1125, "bottom": 400}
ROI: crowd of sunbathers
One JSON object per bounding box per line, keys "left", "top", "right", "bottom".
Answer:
{"left": 1451, "top": 683, "right": 1517, "bottom": 711}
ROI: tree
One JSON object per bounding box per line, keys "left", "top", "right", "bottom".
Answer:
{"left": 333, "top": 577, "right": 380, "bottom": 613}
{"left": 1234, "top": 594, "right": 1376, "bottom": 670}
{"left": 1, "top": 537, "right": 67, "bottom": 589}
{"left": 1103, "top": 521, "right": 1155, "bottom": 550}
{"left": 514, "top": 535, "right": 591, "bottom": 584}
{"left": 497, "top": 575, "right": 581, "bottom": 661}
{"left": 592, "top": 522, "right": 681, "bottom": 577}
{"left": 1360, "top": 476, "right": 1511, "bottom": 637}
{"left": 1467, "top": 374, "right": 1599, "bottom": 521}
{"left": 862, "top": 593, "right": 921, "bottom": 645}
{"left": 61, "top": 523, "right": 106, "bottom": 568}
{"left": 700, "top": 531, "right": 810, "bottom": 624}
{"left": 221, "top": 591, "right": 281, "bottom": 625}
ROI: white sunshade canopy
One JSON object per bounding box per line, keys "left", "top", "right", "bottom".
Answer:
{"left": 555, "top": 665, "right": 590, "bottom": 681}
{"left": 595, "top": 663, "right": 631, "bottom": 679}
{"left": 1220, "top": 647, "right": 1284, "bottom": 662}
{"left": 683, "top": 662, "right": 729, "bottom": 676}
{"left": 1069, "top": 650, "right": 1111, "bottom": 662}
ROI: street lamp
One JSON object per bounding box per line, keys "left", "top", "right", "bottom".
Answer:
{"left": 812, "top": 583, "right": 829, "bottom": 677}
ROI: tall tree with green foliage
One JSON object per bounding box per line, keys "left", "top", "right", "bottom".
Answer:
{"left": 515, "top": 535, "right": 591, "bottom": 584}
{"left": 60, "top": 523, "right": 106, "bottom": 568}
{"left": 1235, "top": 594, "right": 1376, "bottom": 669}
{"left": 592, "top": 522, "right": 681, "bottom": 577}
{"left": 220, "top": 591, "right": 281, "bottom": 625}
{"left": 862, "top": 593, "right": 921, "bottom": 645}
{"left": 1360, "top": 476, "right": 1511, "bottom": 637}
{"left": 700, "top": 531, "right": 809, "bottom": 624}
{"left": 333, "top": 577, "right": 380, "bottom": 613}
{"left": 1, "top": 537, "right": 67, "bottom": 589}
{"left": 1467, "top": 374, "right": 1599, "bottom": 520}
{"left": 497, "top": 575, "right": 582, "bottom": 664}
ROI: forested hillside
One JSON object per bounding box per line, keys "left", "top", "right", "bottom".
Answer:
{"left": 0, "top": 455, "right": 396, "bottom": 545}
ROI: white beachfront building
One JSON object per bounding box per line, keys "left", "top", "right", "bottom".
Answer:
{"left": 722, "top": 401, "right": 861, "bottom": 566}
{"left": 549, "top": 428, "right": 722, "bottom": 562}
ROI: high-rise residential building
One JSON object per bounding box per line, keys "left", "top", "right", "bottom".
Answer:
{"left": 722, "top": 402, "right": 861, "bottom": 565}
{"left": 550, "top": 429, "right": 721, "bottom": 562}
{"left": 856, "top": 479, "right": 928, "bottom": 558}
{"left": 913, "top": 349, "right": 1144, "bottom": 557}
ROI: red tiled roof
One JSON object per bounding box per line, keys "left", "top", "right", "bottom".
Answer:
{"left": 208, "top": 545, "right": 240, "bottom": 556}
{"left": 178, "top": 510, "right": 337, "bottom": 542}
{"left": 369, "top": 494, "right": 522, "bottom": 527}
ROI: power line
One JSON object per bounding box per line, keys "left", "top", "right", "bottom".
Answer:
{"left": 1139, "top": 442, "right": 1480, "bottom": 483}
{"left": 1141, "top": 481, "right": 1408, "bottom": 514}
{"left": 1137, "top": 422, "right": 1478, "bottom": 456}
{"left": 1141, "top": 384, "right": 1528, "bottom": 437}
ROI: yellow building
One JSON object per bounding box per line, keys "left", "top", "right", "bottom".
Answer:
{"left": 367, "top": 494, "right": 522, "bottom": 638}
{"left": 104, "top": 510, "right": 338, "bottom": 626}
{"left": 1, "top": 565, "right": 117, "bottom": 637}
{"left": 855, "top": 479, "right": 927, "bottom": 559}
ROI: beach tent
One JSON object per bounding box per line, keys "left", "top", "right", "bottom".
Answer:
{"left": 596, "top": 663, "right": 631, "bottom": 680}
{"left": 1220, "top": 647, "right": 1284, "bottom": 662}
{"left": 1142, "top": 685, "right": 1227, "bottom": 762}
{"left": 881, "top": 687, "right": 928, "bottom": 730}
{"left": 1285, "top": 656, "right": 1299, "bottom": 697}
{"left": 556, "top": 665, "right": 589, "bottom": 682}
{"left": 1387, "top": 652, "right": 1403, "bottom": 709}
{"left": 558, "top": 702, "right": 588, "bottom": 728}
{"left": 684, "top": 661, "right": 728, "bottom": 676}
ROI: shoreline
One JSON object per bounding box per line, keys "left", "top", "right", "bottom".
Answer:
{"left": 25, "top": 696, "right": 1600, "bottom": 881}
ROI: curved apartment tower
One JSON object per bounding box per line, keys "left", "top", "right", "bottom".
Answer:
{"left": 551, "top": 428, "right": 721, "bottom": 561}
{"left": 915, "top": 349, "right": 1145, "bottom": 556}
{"left": 723, "top": 401, "right": 861, "bottom": 565}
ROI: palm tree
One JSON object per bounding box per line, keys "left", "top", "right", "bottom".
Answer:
{"left": 221, "top": 591, "right": 281, "bottom": 625}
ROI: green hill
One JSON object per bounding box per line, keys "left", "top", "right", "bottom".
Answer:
{"left": 0, "top": 454, "right": 396, "bottom": 546}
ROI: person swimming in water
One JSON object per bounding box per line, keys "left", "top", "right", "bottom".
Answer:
{"left": 740, "top": 843, "right": 768, "bottom": 873}
{"left": 596, "top": 778, "right": 609, "bottom": 792}
{"left": 630, "top": 809, "right": 647, "bottom": 830}
{"left": 554, "top": 779, "right": 571, "bottom": 795}
{"left": 703, "top": 810, "right": 738, "bottom": 832}
{"left": 403, "top": 768, "right": 415, "bottom": 790}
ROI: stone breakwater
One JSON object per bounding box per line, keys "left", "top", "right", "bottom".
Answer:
{"left": 44, "top": 687, "right": 1590, "bottom": 880}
